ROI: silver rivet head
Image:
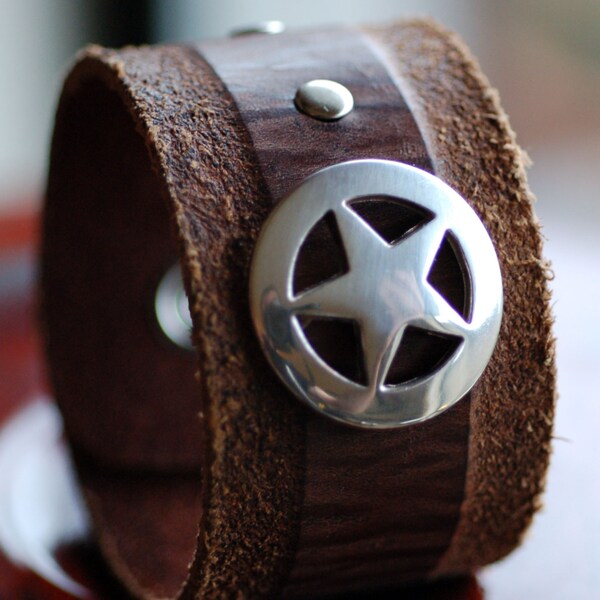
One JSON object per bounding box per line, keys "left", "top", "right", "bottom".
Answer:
{"left": 249, "top": 160, "right": 503, "bottom": 429}
{"left": 155, "top": 264, "right": 194, "bottom": 351}
{"left": 231, "top": 20, "right": 286, "bottom": 37}
{"left": 295, "top": 80, "right": 354, "bottom": 121}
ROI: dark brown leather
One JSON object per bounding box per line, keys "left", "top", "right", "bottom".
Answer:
{"left": 41, "top": 20, "right": 555, "bottom": 600}
{"left": 197, "top": 29, "right": 433, "bottom": 199}
{"left": 198, "top": 29, "right": 469, "bottom": 597}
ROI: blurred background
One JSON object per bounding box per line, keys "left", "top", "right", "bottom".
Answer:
{"left": 1, "top": 0, "right": 599, "bottom": 211}
{"left": 0, "top": 1, "right": 599, "bottom": 599}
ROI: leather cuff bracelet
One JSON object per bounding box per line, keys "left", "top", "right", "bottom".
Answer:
{"left": 41, "top": 20, "right": 556, "bottom": 599}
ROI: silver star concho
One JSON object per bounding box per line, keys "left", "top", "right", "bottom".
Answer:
{"left": 249, "top": 160, "right": 503, "bottom": 428}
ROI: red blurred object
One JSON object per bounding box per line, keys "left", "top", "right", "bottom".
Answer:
{"left": 0, "top": 211, "right": 43, "bottom": 420}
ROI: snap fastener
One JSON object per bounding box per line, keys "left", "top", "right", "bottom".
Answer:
{"left": 249, "top": 159, "right": 503, "bottom": 428}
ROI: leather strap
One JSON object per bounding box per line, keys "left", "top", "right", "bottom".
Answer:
{"left": 198, "top": 29, "right": 468, "bottom": 597}
{"left": 41, "top": 20, "right": 555, "bottom": 600}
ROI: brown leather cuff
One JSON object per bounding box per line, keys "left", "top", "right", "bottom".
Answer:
{"left": 41, "top": 19, "right": 555, "bottom": 599}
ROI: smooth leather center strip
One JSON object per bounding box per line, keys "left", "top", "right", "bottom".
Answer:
{"left": 195, "top": 28, "right": 470, "bottom": 597}
{"left": 197, "top": 29, "right": 432, "bottom": 200}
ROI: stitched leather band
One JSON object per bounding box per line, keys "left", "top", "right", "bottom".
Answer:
{"left": 41, "top": 20, "right": 555, "bottom": 600}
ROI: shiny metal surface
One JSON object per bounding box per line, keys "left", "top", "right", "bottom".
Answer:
{"left": 250, "top": 160, "right": 503, "bottom": 428}
{"left": 294, "top": 79, "right": 354, "bottom": 121}
{"left": 154, "top": 263, "right": 194, "bottom": 351}
{"left": 230, "top": 20, "right": 286, "bottom": 36}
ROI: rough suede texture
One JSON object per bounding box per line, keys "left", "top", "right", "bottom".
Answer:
{"left": 368, "top": 21, "right": 555, "bottom": 573}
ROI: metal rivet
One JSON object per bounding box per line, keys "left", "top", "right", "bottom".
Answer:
{"left": 294, "top": 80, "right": 354, "bottom": 121}
{"left": 230, "top": 21, "right": 286, "bottom": 37}
{"left": 249, "top": 160, "right": 503, "bottom": 428}
{"left": 155, "top": 264, "right": 194, "bottom": 351}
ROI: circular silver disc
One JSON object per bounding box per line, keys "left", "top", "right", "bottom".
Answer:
{"left": 249, "top": 159, "right": 503, "bottom": 428}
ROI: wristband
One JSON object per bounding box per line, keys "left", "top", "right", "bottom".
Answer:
{"left": 41, "top": 20, "right": 555, "bottom": 599}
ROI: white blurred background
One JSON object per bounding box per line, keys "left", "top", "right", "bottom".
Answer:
{"left": 0, "top": 1, "right": 599, "bottom": 598}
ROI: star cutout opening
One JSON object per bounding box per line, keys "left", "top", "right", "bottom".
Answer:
{"left": 293, "top": 210, "right": 349, "bottom": 295}
{"left": 297, "top": 315, "right": 367, "bottom": 385}
{"left": 427, "top": 231, "right": 473, "bottom": 322}
{"left": 384, "top": 326, "right": 463, "bottom": 385}
{"left": 348, "top": 196, "right": 434, "bottom": 245}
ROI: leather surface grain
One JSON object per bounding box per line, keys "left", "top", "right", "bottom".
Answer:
{"left": 368, "top": 22, "right": 555, "bottom": 574}
{"left": 199, "top": 28, "right": 470, "bottom": 598}
{"left": 44, "top": 44, "right": 306, "bottom": 599}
